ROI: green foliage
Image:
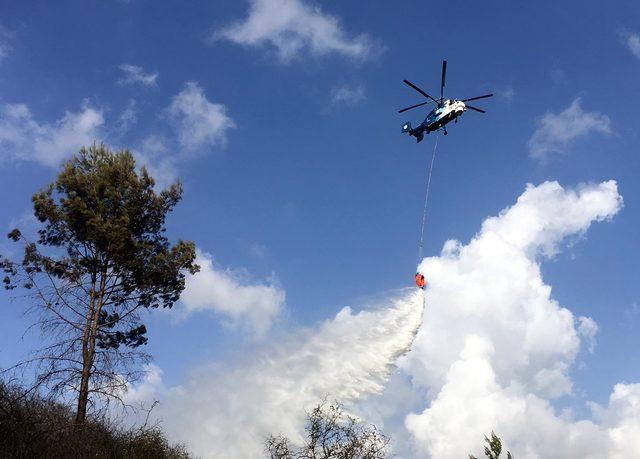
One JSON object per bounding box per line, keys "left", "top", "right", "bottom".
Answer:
{"left": 0, "top": 144, "right": 199, "bottom": 424}
{"left": 29, "top": 144, "right": 198, "bottom": 314}
{"left": 266, "top": 401, "right": 390, "bottom": 459}
{"left": 0, "top": 379, "right": 191, "bottom": 458}
{"left": 469, "top": 431, "right": 513, "bottom": 459}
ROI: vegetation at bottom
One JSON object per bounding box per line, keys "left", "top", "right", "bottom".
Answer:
{"left": 1, "top": 378, "right": 191, "bottom": 458}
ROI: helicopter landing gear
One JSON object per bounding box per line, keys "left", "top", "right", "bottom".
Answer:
{"left": 443, "top": 129, "right": 448, "bottom": 136}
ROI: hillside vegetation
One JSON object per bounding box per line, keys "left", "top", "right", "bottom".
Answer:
{"left": 0, "top": 380, "right": 191, "bottom": 459}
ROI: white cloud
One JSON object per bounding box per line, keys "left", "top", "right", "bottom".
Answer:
{"left": 116, "top": 99, "right": 137, "bottom": 133}
{"left": 0, "top": 26, "right": 12, "bottom": 63}
{"left": 132, "top": 134, "right": 180, "bottom": 189}
{"left": 500, "top": 87, "right": 515, "bottom": 103}
{"left": 403, "top": 181, "right": 621, "bottom": 392}
{"left": 129, "top": 289, "right": 425, "bottom": 457}
{"left": 0, "top": 102, "right": 104, "bottom": 166}
{"left": 399, "top": 180, "right": 630, "bottom": 458}
{"left": 118, "top": 64, "right": 158, "bottom": 87}
{"left": 214, "top": 0, "right": 376, "bottom": 61}
{"left": 0, "top": 83, "right": 233, "bottom": 181}
{"left": 405, "top": 338, "right": 640, "bottom": 459}
{"left": 131, "top": 83, "right": 235, "bottom": 186}
{"left": 625, "top": 33, "right": 640, "bottom": 59}
{"left": 180, "top": 250, "right": 286, "bottom": 336}
{"left": 167, "top": 82, "right": 235, "bottom": 152}
{"left": 124, "top": 364, "right": 167, "bottom": 405}
{"left": 577, "top": 316, "right": 598, "bottom": 353}
{"left": 591, "top": 383, "right": 640, "bottom": 455}
{"left": 331, "top": 84, "right": 366, "bottom": 106}
{"left": 528, "top": 98, "right": 612, "bottom": 160}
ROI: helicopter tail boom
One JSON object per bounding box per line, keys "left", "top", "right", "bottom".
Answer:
{"left": 401, "top": 122, "right": 424, "bottom": 143}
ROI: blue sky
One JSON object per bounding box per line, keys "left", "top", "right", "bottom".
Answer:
{"left": 1, "top": 1, "right": 639, "bottom": 457}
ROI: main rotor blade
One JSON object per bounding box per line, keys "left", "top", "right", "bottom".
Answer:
{"left": 465, "top": 104, "right": 486, "bottom": 113}
{"left": 461, "top": 94, "right": 493, "bottom": 103}
{"left": 402, "top": 80, "right": 439, "bottom": 104}
{"left": 398, "top": 101, "right": 432, "bottom": 113}
{"left": 440, "top": 60, "right": 447, "bottom": 100}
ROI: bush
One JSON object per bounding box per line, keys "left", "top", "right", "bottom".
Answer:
{"left": 0, "top": 380, "right": 190, "bottom": 458}
{"left": 266, "top": 401, "right": 390, "bottom": 459}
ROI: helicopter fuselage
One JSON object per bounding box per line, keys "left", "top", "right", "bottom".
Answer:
{"left": 420, "top": 99, "right": 466, "bottom": 133}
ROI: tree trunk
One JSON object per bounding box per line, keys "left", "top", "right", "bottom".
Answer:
{"left": 75, "top": 290, "right": 96, "bottom": 426}
{"left": 75, "top": 269, "right": 106, "bottom": 426}
{"left": 75, "top": 357, "right": 92, "bottom": 425}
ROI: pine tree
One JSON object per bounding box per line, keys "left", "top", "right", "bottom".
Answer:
{"left": 1, "top": 144, "right": 198, "bottom": 425}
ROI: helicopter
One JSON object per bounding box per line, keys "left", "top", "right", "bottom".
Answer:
{"left": 399, "top": 60, "right": 493, "bottom": 142}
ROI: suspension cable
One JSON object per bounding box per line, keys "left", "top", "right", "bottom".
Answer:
{"left": 417, "top": 133, "right": 439, "bottom": 264}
